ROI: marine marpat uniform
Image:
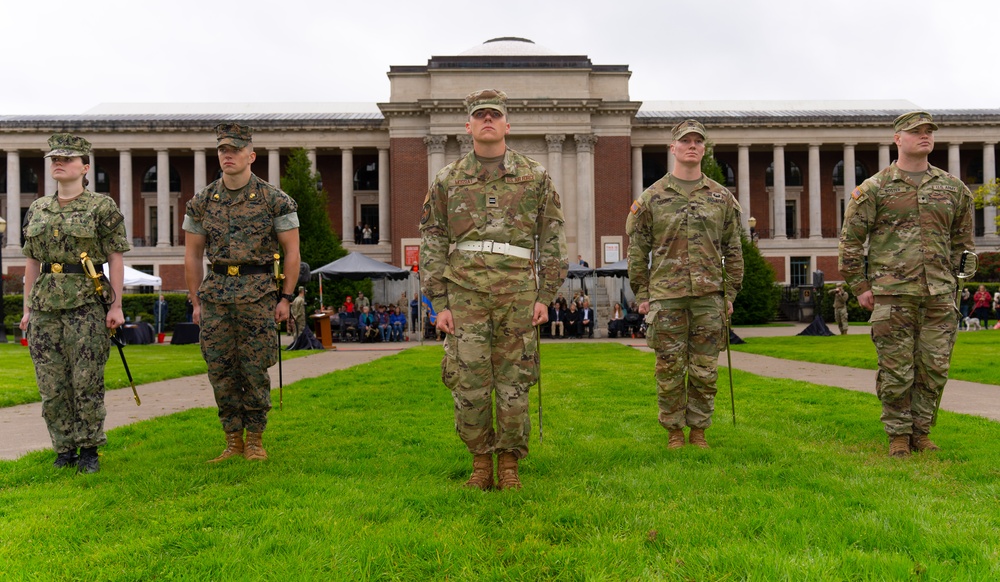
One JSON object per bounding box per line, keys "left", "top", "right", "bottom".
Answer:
{"left": 23, "top": 191, "right": 130, "bottom": 454}
{"left": 626, "top": 173, "right": 744, "bottom": 431}
{"left": 839, "top": 162, "right": 974, "bottom": 437}
{"left": 183, "top": 173, "right": 298, "bottom": 434}
{"left": 419, "top": 148, "right": 567, "bottom": 459}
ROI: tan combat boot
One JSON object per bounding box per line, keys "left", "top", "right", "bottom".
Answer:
{"left": 688, "top": 428, "right": 709, "bottom": 449}
{"left": 889, "top": 435, "right": 911, "bottom": 458}
{"left": 244, "top": 432, "right": 268, "bottom": 461}
{"left": 910, "top": 433, "right": 940, "bottom": 452}
{"left": 208, "top": 431, "right": 244, "bottom": 463}
{"left": 667, "top": 429, "right": 685, "bottom": 450}
{"left": 464, "top": 454, "right": 494, "bottom": 491}
{"left": 497, "top": 451, "right": 522, "bottom": 491}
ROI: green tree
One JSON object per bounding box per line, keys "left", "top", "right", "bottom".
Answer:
{"left": 733, "top": 236, "right": 780, "bottom": 325}
{"left": 702, "top": 143, "right": 726, "bottom": 185}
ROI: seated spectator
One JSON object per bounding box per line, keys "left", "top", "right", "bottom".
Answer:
{"left": 566, "top": 303, "right": 581, "bottom": 338}
{"left": 549, "top": 301, "right": 565, "bottom": 338}
{"left": 579, "top": 300, "right": 595, "bottom": 338}
{"left": 375, "top": 304, "right": 391, "bottom": 342}
{"left": 608, "top": 302, "right": 625, "bottom": 338}
{"left": 358, "top": 306, "right": 379, "bottom": 342}
{"left": 390, "top": 305, "right": 407, "bottom": 341}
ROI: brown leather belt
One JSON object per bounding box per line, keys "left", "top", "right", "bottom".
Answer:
{"left": 41, "top": 262, "right": 104, "bottom": 274}
{"left": 211, "top": 264, "right": 272, "bottom": 276}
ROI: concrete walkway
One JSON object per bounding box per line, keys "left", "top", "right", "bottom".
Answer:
{"left": 2, "top": 323, "right": 997, "bottom": 460}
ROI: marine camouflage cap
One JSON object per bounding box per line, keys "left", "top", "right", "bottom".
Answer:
{"left": 671, "top": 119, "right": 708, "bottom": 141}
{"left": 465, "top": 89, "right": 508, "bottom": 117}
{"left": 215, "top": 122, "right": 253, "bottom": 148}
{"left": 44, "top": 133, "right": 92, "bottom": 158}
{"left": 893, "top": 111, "right": 938, "bottom": 132}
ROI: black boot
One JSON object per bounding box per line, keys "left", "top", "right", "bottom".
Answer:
{"left": 78, "top": 447, "right": 100, "bottom": 474}
{"left": 53, "top": 449, "right": 78, "bottom": 469}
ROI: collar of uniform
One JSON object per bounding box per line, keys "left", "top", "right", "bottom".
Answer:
{"left": 41, "top": 189, "right": 92, "bottom": 211}
{"left": 887, "top": 162, "right": 941, "bottom": 185}
{"left": 211, "top": 173, "right": 261, "bottom": 200}
{"left": 464, "top": 148, "right": 513, "bottom": 179}
{"left": 665, "top": 172, "right": 709, "bottom": 193}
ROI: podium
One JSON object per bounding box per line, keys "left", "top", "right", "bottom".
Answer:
{"left": 311, "top": 313, "right": 332, "bottom": 349}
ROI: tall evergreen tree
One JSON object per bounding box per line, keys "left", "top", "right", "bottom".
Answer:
{"left": 702, "top": 143, "right": 726, "bottom": 185}
{"left": 732, "top": 235, "right": 780, "bottom": 325}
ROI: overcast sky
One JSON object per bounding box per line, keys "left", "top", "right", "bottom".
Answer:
{"left": 2, "top": 0, "right": 997, "bottom": 114}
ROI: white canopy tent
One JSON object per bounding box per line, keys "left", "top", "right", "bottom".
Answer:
{"left": 102, "top": 264, "right": 162, "bottom": 288}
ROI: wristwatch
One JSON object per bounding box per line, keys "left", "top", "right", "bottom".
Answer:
{"left": 279, "top": 293, "right": 295, "bottom": 303}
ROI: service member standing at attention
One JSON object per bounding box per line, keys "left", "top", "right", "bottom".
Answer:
{"left": 839, "top": 111, "right": 974, "bottom": 458}
{"left": 829, "top": 283, "right": 850, "bottom": 335}
{"left": 290, "top": 286, "right": 307, "bottom": 338}
{"left": 20, "top": 134, "right": 130, "bottom": 473}
{"left": 626, "top": 120, "right": 744, "bottom": 451}
{"left": 420, "top": 89, "right": 568, "bottom": 491}
{"left": 184, "top": 123, "right": 301, "bottom": 463}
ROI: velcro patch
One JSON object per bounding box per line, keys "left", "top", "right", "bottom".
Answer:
{"left": 505, "top": 175, "right": 534, "bottom": 184}
{"left": 933, "top": 184, "right": 959, "bottom": 193}
{"left": 630, "top": 199, "right": 644, "bottom": 215}
{"left": 851, "top": 187, "right": 863, "bottom": 200}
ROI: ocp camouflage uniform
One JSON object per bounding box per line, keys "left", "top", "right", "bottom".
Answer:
{"left": 626, "top": 173, "right": 744, "bottom": 431}
{"left": 831, "top": 287, "right": 850, "bottom": 335}
{"left": 420, "top": 148, "right": 567, "bottom": 459}
{"left": 183, "top": 173, "right": 298, "bottom": 434}
{"left": 839, "top": 162, "right": 974, "bottom": 438}
{"left": 290, "top": 292, "right": 306, "bottom": 337}
{"left": 22, "top": 190, "right": 130, "bottom": 455}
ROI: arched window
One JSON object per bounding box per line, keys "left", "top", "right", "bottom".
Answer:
{"left": 95, "top": 166, "right": 111, "bottom": 193}
{"left": 766, "top": 161, "right": 803, "bottom": 187}
{"left": 832, "top": 160, "right": 870, "bottom": 186}
{"left": 717, "top": 160, "right": 736, "bottom": 187}
{"left": 354, "top": 161, "right": 378, "bottom": 191}
{"left": 141, "top": 165, "right": 181, "bottom": 192}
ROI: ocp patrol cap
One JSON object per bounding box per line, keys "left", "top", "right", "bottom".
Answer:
{"left": 44, "top": 133, "right": 92, "bottom": 158}
{"left": 671, "top": 119, "right": 708, "bottom": 141}
{"left": 215, "top": 122, "right": 253, "bottom": 148}
{"left": 465, "top": 89, "right": 508, "bottom": 117}
{"left": 893, "top": 111, "right": 939, "bottom": 132}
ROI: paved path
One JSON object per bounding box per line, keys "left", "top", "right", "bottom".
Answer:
{"left": 3, "top": 324, "right": 997, "bottom": 460}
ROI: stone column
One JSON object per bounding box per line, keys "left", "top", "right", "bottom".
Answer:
{"left": 193, "top": 149, "right": 207, "bottom": 193}
{"left": 737, "top": 145, "right": 750, "bottom": 232}
{"left": 267, "top": 148, "right": 280, "bottom": 186}
{"left": 458, "top": 135, "right": 474, "bottom": 157}
{"left": 574, "top": 134, "right": 597, "bottom": 262}
{"left": 631, "top": 145, "right": 643, "bottom": 200}
{"left": 155, "top": 149, "right": 171, "bottom": 247}
{"left": 985, "top": 142, "right": 997, "bottom": 237}
{"left": 118, "top": 149, "right": 133, "bottom": 243}
{"left": 546, "top": 134, "right": 565, "bottom": 196}
{"left": 772, "top": 144, "right": 787, "bottom": 240}
{"left": 44, "top": 156, "right": 56, "bottom": 196}
{"left": 843, "top": 144, "right": 856, "bottom": 211}
{"left": 424, "top": 135, "right": 448, "bottom": 185}
{"left": 808, "top": 144, "right": 822, "bottom": 239}
{"left": 86, "top": 155, "right": 96, "bottom": 192}
{"left": 5, "top": 150, "right": 20, "bottom": 248}
{"left": 378, "top": 147, "right": 390, "bottom": 248}
{"left": 948, "top": 143, "right": 961, "bottom": 177}
{"left": 878, "top": 143, "right": 891, "bottom": 171}
{"left": 667, "top": 150, "right": 676, "bottom": 174}
{"left": 306, "top": 149, "right": 317, "bottom": 175}
{"left": 341, "top": 147, "right": 354, "bottom": 240}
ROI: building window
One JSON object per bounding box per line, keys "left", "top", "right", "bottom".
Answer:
{"left": 354, "top": 161, "right": 378, "bottom": 191}
{"left": 141, "top": 165, "right": 181, "bottom": 192}
{"left": 21, "top": 166, "right": 38, "bottom": 193}
{"left": 766, "top": 161, "right": 803, "bottom": 187}
{"left": 95, "top": 166, "right": 111, "bottom": 193}
{"left": 0, "top": 168, "right": 5, "bottom": 193}
{"left": 790, "top": 257, "right": 810, "bottom": 287}
{"left": 717, "top": 160, "right": 736, "bottom": 187}
{"left": 642, "top": 155, "right": 667, "bottom": 189}
{"left": 832, "top": 160, "right": 870, "bottom": 186}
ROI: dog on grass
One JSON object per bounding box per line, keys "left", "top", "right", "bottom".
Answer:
{"left": 962, "top": 317, "right": 982, "bottom": 331}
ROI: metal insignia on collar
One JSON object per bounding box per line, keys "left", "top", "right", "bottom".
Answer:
{"left": 249, "top": 193, "right": 256, "bottom": 199}
{"left": 213, "top": 194, "right": 220, "bottom": 200}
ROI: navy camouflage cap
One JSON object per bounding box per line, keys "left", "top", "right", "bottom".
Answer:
{"left": 671, "top": 119, "right": 707, "bottom": 141}
{"left": 893, "top": 111, "right": 938, "bottom": 132}
{"left": 465, "top": 89, "right": 508, "bottom": 117}
{"left": 44, "top": 133, "right": 92, "bottom": 158}
{"left": 215, "top": 122, "right": 253, "bottom": 148}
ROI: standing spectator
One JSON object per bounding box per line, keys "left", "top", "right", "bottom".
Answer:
{"left": 356, "top": 291, "right": 370, "bottom": 310}
{"left": 343, "top": 295, "right": 355, "bottom": 314}
{"left": 153, "top": 294, "right": 169, "bottom": 335}
{"left": 362, "top": 224, "right": 373, "bottom": 244}
{"left": 185, "top": 292, "right": 194, "bottom": 322}
{"left": 354, "top": 221, "right": 363, "bottom": 245}
{"left": 290, "top": 286, "right": 306, "bottom": 338}
{"left": 959, "top": 287, "right": 971, "bottom": 320}
{"left": 973, "top": 285, "right": 991, "bottom": 329}
{"left": 410, "top": 293, "right": 420, "bottom": 333}
{"left": 829, "top": 284, "right": 850, "bottom": 335}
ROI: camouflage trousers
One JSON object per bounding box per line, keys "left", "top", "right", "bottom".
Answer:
{"left": 870, "top": 294, "right": 957, "bottom": 437}
{"left": 201, "top": 297, "right": 277, "bottom": 434}
{"left": 645, "top": 295, "right": 726, "bottom": 431}
{"left": 442, "top": 287, "right": 538, "bottom": 459}
{"left": 834, "top": 306, "right": 849, "bottom": 334}
{"left": 29, "top": 303, "right": 110, "bottom": 453}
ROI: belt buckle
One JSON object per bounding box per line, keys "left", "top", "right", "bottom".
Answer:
{"left": 227, "top": 265, "right": 240, "bottom": 276}
{"left": 51, "top": 263, "right": 63, "bottom": 274}
{"left": 492, "top": 242, "right": 507, "bottom": 254}
{"left": 481, "top": 241, "right": 494, "bottom": 253}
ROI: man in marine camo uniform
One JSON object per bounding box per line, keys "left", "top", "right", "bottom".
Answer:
{"left": 626, "top": 119, "right": 744, "bottom": 451}
{"left": 184, "top": 122, "right": 301, "bottom": 463}
{"left": 839, "top": 111, "right": 974, "bottom": 458}
{"left": 420, "top": 89, "right": 567, "bottom": 491}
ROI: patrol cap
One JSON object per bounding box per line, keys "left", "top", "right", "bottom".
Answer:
{"left": 44, "top": 133, "right": 92, "bottom": 158}
{"left": 215, "top": 122, "right": 253, "bottom": 148}
{"left": 671, "top": 119, "right": 708, "bottom": 141}
{"left": 465, "top": 89, "right": 508, "bottom": 117}
{"left": 893, "top": 111, "right": 938, "bottom": 132}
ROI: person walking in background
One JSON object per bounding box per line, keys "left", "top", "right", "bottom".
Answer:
{"left": 829, "top": 283, "right": 850, "bottom": 335}
{"left": 627, "top": 119, "right": 744, "bottom": 451}
{"left": 154, "top": 294, "right": 169, "bottom": 336}
{"left": 840, "top": 111, "right": 974, "bottom": 458}
{"left": 20, "top": 134, "right": 130, "bottom": 473}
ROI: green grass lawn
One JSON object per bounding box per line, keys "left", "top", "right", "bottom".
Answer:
{"left": 2, "top": 344, "right": 999, "bottom": 580}
{"left": 0, "top": 343, "right": 319, "bottom": 408}
{"left": 731, "top": 331, "right": 1000, "bottom": 386}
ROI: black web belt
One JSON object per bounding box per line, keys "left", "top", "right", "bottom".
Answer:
{"left": 211, "top": 264, "right": 272, "bottom": 276}
{"left": 41, "top": 262, "right": 105, "bottom": 274}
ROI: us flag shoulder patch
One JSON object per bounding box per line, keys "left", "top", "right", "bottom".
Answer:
{"left": 630, "top": 199, "right": 644, "bottom": 215}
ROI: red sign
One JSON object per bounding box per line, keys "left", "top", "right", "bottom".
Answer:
{"left": 404, "top": 245, "right": 420, "bottom": 267}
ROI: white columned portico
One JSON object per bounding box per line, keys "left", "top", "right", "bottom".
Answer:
{"left": 546, "top": 134, "right": 565, "bottom": 196}
{"left": 377, "top": 147, "right": 390, "bottom": 248}
{"left": 85, "top": 157, "right": 96, "bottom": 192}
{"left": 631, "top": 145, "right": 643, "bottom": 200}
{"left": 737, "top": 145, "right": 750, "bottom": 231}
{"left": 44, "top": 156, "right": 56, "bottom": 196}
{"left": 341, "top": 148, "right": 354, "bottom": 240}
{"left": 155, "top": 149, "right": 170, "bottom": 247}
{"left": 878, "top": 143, "right": 891, "bottom": 171}
{"left": 772, "top": 144, "right": 787, "bottom": 241}
{"left": 193, "top": 149, "right": 207, "bottom": 193}
{"left": 458, "top": 135, "right": 474, "bottom": 157}
{"left": 118, "top": 149, "right": 133, "bottom": 243}
{"left": 808, "top": 144, "right": 822, "bottom": 239}
{"left": 948, "top": 143, "right": 961, "bottom": 177}
{"left": 667, "top": 150, "right": 675, "bottom": 174}
{"left": 843, "top": 144, "right": 856, "bottom": 209}
{"left": 574, "top": 134, "right": 597, "bottom": 262}
{"left": 306, "top": 149, "right": 317, "bottom": 175}
{"left": 267, "top": 149, "right": 279, "bottom": 188}
{"left": 5, "top": 150, "right": 20, "bottom": 248}
{"left": 424, "top": 135, "right": 448, "bottom": 185}
{"left": 985, "top": 142, "right": 997, "bottom": 237}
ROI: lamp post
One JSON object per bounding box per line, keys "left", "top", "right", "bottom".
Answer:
{"left": 748, "top": 216, "right": 758, "bottom": 247}
{"left": 0, "top": 215, "right": 7, "bottom": 343}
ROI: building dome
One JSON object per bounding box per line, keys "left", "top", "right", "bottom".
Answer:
{"left": 457, "top": 37, "right": 557, "bottom": 57}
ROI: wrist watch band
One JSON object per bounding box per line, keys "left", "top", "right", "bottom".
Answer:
{"left": 279, "top": 293, "right": 295, "bottom": 303}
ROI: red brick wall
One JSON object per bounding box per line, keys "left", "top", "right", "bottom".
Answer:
{"left": 816, "top": 255, "right": 840, "bottom": 281}
{"left": 594, "top": 136, "right": 631, "bottom": 264}
{"left": 765, "top": 256, "right": 785, "bottom": 282}
{"left": 389, "top": 138, "right": 429, "bottom": 263}
{"left": 159, "top": 264, "right": 187, "bottom": 291}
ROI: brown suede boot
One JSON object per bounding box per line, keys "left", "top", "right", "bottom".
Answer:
{"left": 497, "top": 451, "right": 522, "bottom": 491}
{"left": 889, "top": 435, "right": 911, "bottom": 458}
{"left": 464, "top": 454, "right": 494, "bottom": 491}
{"left": 244, "top": 432, "right": 268, "bottom": 461}
{"left": 208, "top": 431, "right": 244, "bottom": 463}
{"left": 911, "top": 433, "right": 940, "bottom": 452}
{"left": 688, "top": 428, "right": 709, "bottom": 449}
{"left": 667, "top": 429, "right": 685, "bottom": 450}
